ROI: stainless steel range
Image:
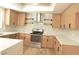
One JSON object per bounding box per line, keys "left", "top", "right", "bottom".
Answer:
{"left": 31, "top": 34, "right": 42, "bottom": 42}
{"left": 30, "top": 28, "right": 44, "bottom": 48}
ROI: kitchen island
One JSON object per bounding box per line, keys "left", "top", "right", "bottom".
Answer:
{"left": 0, "top": 38, "right": 23, "bottom": 55}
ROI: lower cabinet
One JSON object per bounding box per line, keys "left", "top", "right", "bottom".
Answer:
{"left": 19, "top": 33, "right": 30, "bottom": 45}
{"left": 0, "top": 35, "right": 10, "bottom": 38}
{"left": 0, "top": 33, "right": 31, "bottom": 47}
{"left": 42, "top": 35, "right": 55, "bottom": 48}
{"left": 54, "top": 39, "right": 62, "bottom": 55}
{"left": 11, "top": 33, "right": 30, "bottom": 53}
{"left": 62, "top": 45, "right": 79, "bottom": 55}
{"left": 16, "top": 33, "right": 31, "bottom": 47}
{"left": 0, "top": 33, "right": 18, "bottom": 39}
{"left": 23, "top": 34, "right": 31, "bottom": 47}
{"left": 42, "top": 36, "right": 47, "bottom": 48}
{"left": 15, "top": 33, "right": 21, "bottom": 39}
{"left": 53, "top": 38, "right": 79, "bottom": 55}
{"left": 8, "top": 34, "right": 18, "bottom": 39}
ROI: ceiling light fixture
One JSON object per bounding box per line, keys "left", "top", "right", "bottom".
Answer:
{"left": 33, "top": 3, "right": 38, "bottom": 5}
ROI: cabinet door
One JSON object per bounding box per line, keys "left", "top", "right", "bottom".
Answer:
{"left": 9, "top": 34, "right": 17, "bottom": 39}
{"left": 42, "top": 36, "right": 48, "bottom": 48}
{"left": 17, "top": 12, "right": 25, "bottom": 26}
{"left": 24, "top": 34, "right": 31, "bottom": 47}
{"left": 18, "top": 33, "right": 24, "bottom": 39}
{"left": 76, "top": 13, "right": 79, "bottom": 29}
{"left": 15, "top": 33, "right": 20, "bottom": 39}
{"left": 47, "top": 36, "right": 54, "bottom": 48}
{"left": 54, "top": 40, "right": 59, "bottom": 54}
{"left": 10, "top": 10, "right": 17, "bottom": 26}
{"left": 52, "top": 14, "right": 61, "bottom": 28}
{"left": 42, "top": 36, "right": 54, "bottom": 48}
{"left": 54, "top": 40, "right": 62, "bottom": 55}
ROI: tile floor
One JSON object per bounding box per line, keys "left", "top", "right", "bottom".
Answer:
{"left": 24, "top": 47, "right": 55, "bottom": 55}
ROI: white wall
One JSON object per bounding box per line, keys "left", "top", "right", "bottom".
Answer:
{"left": 0, "top": 7, "right": 5, "bottom": 29}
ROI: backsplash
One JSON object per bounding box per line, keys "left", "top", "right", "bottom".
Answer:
{"left": 25, "top": 12, "right": 52, "bottom": 24}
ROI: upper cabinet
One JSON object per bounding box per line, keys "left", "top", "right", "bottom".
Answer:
{"left": 16, "top": 12, "right": 25, "bottom": 26}
{"left": 5, "top": 9, "right": 11, "bottom": 26}
{"left": 10, "top": 10, "right": 17, "bottom": 26}
{"left": 60, "top": 4, "right": 79, "bottom": 29}
{"left": 52, "top": 14, "right": 61, "bottom": 28}
{"left": 5, "top": 9, "right": 26, "bottom": 26}
{"left": 76, "top": 13, "right": 79, "bottom": 29}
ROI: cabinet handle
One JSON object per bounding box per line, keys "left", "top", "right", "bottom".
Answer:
{"left": 60, "top": 44, "right": 61, "bottom": 47}
{"left": 57, "top": 47, "right": 59, "bottom": 52}
{"left": 55, "top": 41, "right": 56, "bottom": 45}
{"left": 47, "top": 39, "right": 48, "bottom": 42}
{"left": 24, "top": 37, "right": 26, "bottom": 40}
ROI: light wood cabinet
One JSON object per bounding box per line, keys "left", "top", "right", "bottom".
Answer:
{"left": 6, "top": 33, "right": 31, "bottom": 47}
{"left": 0, "top": 35, "right": 10, "bottom": 38}
{"left": 52, "top": 14, "right": 61, "bottom": 28}
{"left": 18, "top": 33, "right": 31, "bottom": 47}
{"left": 5, "top": 9, "right": 26, "bottom": 26}
{"left": 16, "top": 12, "right": 25, "bottom": 26}
{"left": 12, "top": 33, "right": 31, "bottom": 51}
{"left": 42, "top": 35, "right": 55, "bottom": 48}
{"left": 0, "top": 33, "right": 18, "bottom": 39}
{"left": 4, "top": 9, "right": 16, "bottom": 26}
{"left": 54, "top": 39, "right": 62, "bottom": 55}
{"left": 23, "top": 34, "right": 31, "bottom": 47}
{"left": 8, "top": 33, "right": 18, "bottom": 39}
{"left": 10, "top": 10, "right": 17, "bottom": 26}
{"left": 15, "top": 33, "right": 20, "bottom": 39}
{"left": 76, "top": 13, "right": 79, "bottom": 29}
{"left": 54, "top": 38, "right": 79, "bottom": 55}
{"left": 42, "top": 36, "right": 47, "bottom": 48}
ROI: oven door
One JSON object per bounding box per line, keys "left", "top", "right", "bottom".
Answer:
{"left": 31, "top": 34, "right": 42, "bottom": 42}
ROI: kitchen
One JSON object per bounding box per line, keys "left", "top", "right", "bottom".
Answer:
{"left": 0, "top": 3, "right": 79, "bottom": 55}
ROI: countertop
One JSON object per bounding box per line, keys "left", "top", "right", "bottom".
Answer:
{"left": 2, "top": 23, "right": 79, "bottom": 46}
{"left": 0, "top": 32, "right": 18, "bottom": 36}
{"left": 0, "top": 38, "right": 23, "bottom": 52}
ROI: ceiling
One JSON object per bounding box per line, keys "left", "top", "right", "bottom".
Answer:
{"left": 15, "top": 3, "right": 55, "bottom": 12}
{"left": 0, "top": 3, "right": 72, "bottom": 13}
{"left": 16, "top": 3, "right": 72, "bottom": 13}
